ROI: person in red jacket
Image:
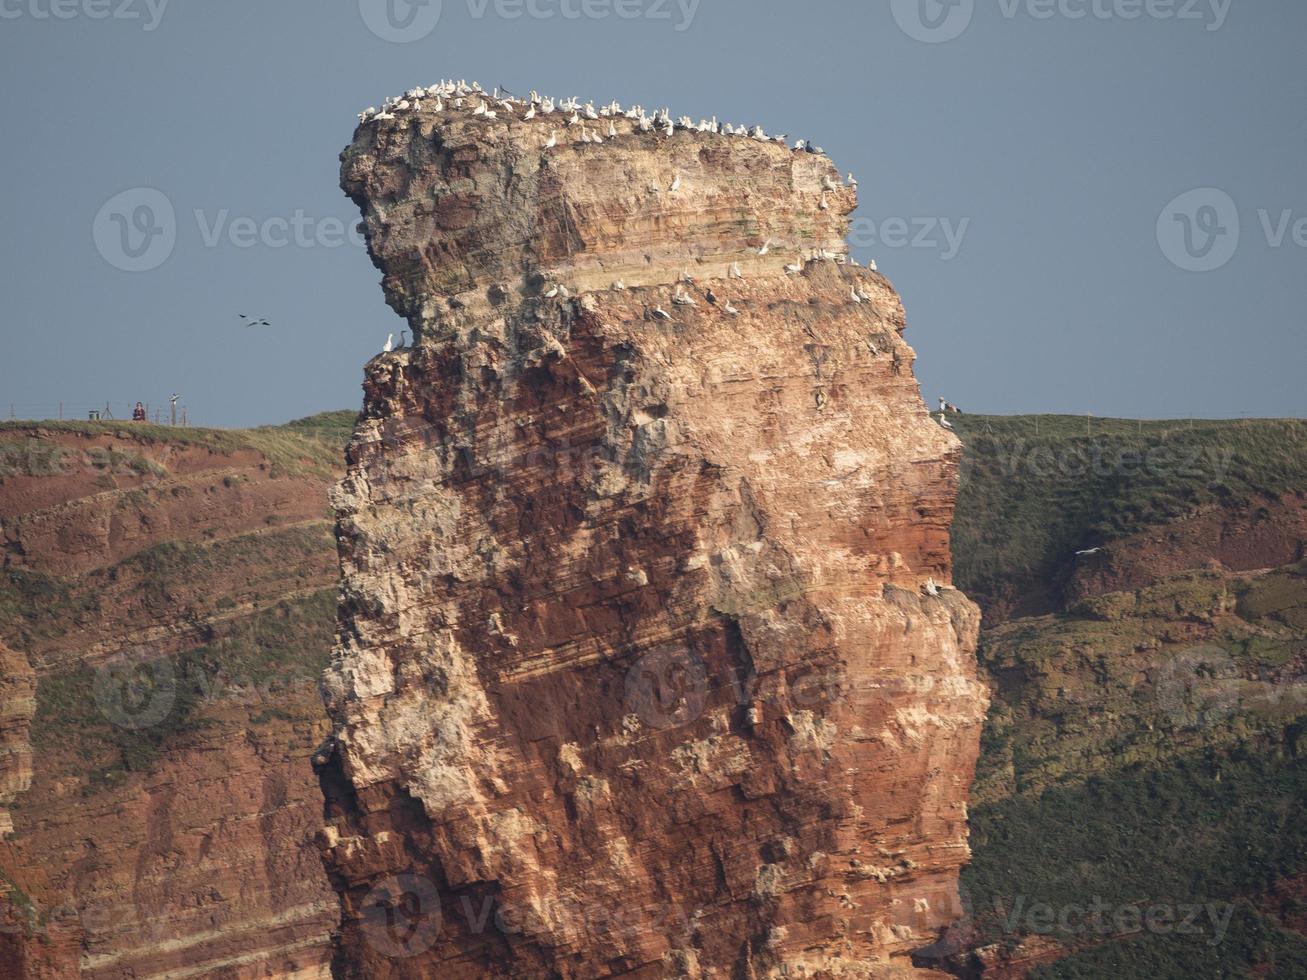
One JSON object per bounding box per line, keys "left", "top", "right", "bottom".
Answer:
{"left": 132, "top": 402, "right": 147, "bottom": 421}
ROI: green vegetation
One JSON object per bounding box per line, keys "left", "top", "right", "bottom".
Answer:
{"left": 0, "top": 437, "right": 68, "bottom": 477}
{"left": 951, "top": 415, "right": 1307, "bottom": 618}
{"left": 0, "top": 409, "right": 354, "bottom": 479}
{"left": 32, "top": 588, "right": 335, "bottom": 783}
{"left": 956, "top": 414, "right": 1307, "bottom": 978}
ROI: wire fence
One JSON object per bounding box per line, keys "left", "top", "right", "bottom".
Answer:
{"left": 3, "top": 401, "right": 194, "bottom": 427}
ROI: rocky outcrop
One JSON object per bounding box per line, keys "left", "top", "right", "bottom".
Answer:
{"left": 0, "top": 421, "right": 345, "bottom": 978}
{"left": 318, "top": 93, "right": 987, "bottom": 978}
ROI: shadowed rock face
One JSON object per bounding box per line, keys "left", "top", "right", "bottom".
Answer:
{"left": 320, "top": 99, "right": 988, "bottom": 979}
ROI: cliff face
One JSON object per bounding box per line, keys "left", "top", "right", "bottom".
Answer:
{"left": 318, "top": 95, "right": 988, "bottom": 978}
{"left": 0, "top": 421, "right": 346, "bottom": 979}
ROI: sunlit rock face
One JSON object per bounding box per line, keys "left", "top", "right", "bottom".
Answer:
{"left": 319, "top": 97, "right": 988, "bottom": 979}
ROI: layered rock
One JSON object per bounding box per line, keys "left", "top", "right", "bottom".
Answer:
{"left": 318, "top": 99, "right": 988, "bottom": 977}
{"left": 0, "top": 422, "right": 344, "bottom": 978}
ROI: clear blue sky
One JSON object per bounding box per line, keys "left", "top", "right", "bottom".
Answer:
{"left": 2, "top": 0, "right": 1304, "bottom": 427}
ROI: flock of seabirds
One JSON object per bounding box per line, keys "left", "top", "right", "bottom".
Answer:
{"left": 359, "top": 81, "right": 970, "bottom": 456}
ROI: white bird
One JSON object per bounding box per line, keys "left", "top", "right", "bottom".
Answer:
{"left": 923, "top": 577, "right": 941, "bottom": 598}
{"left": 851, "top": 287, "right": 863, "bottom": 304}
{"left": 664, "top": 120, "right": 674, "bottom": 137}
{"left": 670, "top": 174, "right": 681, "bottom": 192}
{"left": 569, "top": 111, "right": 580, "bottom": 125}
{"left": 679, "top": 269, "right": 694, "bottom": 283}
{"left": 729, "top": 262, "right": 743, "bottom": 279}
{"left": 673, "top": 289, "right": 697, "bottom": 306}
{"left": 819, "top": 194, "right": 829, "bottom": 211}
{"left": 544, "top": 285, "right": 560, "bottom": 298}
{"left": 758, "top": 239, "right": 771, "bottom": 256}
{"left": 1075, "top": 548, "right": 1104, "bottom": 557}
{"left": 723, "top": 300, "right": 740, "bottom": 316}
{"left": 848, "top": 173, "right": 858, "bottom": 186}
{"left": 856, "top": 287, "right": 871, "bottom": 301}
{"left": 608, "top": 120, "right": 617, "bottom": 138}
{"left": 580, "top": 127, "right": 593, "bottom": 144}
{"left": 652, "top": 306, "right": 672, "bottom": 320}
{"left": 525, "top": 105, "right": 537, "bottom": 120}
{"left": 545, "top": 130, "right": 557, "bottom": 149}
{"left": 384, "top": 333, "right": 394, "bottom": 353}
{"left": 473, "top": 102, "right": 487, "bottom": 116}
{"left": 612, "top": 279, "right": 627, "bottom": 291}
{"left": 785, "top": 260, "right": 803, "bottom": 274}
{"left": 867, "top": 259, "right": 878, "bottom": 272}
{"left": 823, "top": 175, "right": 838, "bottom": 191}
{"left": 937, "top": 413, "right": 954, "bottom": 430}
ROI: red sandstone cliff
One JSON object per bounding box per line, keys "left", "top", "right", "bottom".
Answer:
{"left": 0, "top": 422, "right": 343, "bottom": 978}
{"left": 317, "top": 88, "right": 988, "bottom": 978}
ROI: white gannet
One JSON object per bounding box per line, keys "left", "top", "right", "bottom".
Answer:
{"left": 1075, "top": 547, "right": 1104, "bottom": 557}
{"left": 823, "top": 174, "right": 838, "bottom": 191}
{"left": 819, "top": 194, "right": 829, "bottom": 211}
{"left": 673, "top": 289, "right": 697, "bottom": 306}
{"left": 608, "top": 120, "right": 617, "bottom": 138}
{"left": 664, "top": 120, "right": 674, "bottom": 137}
{"left": 923, "top": 577, "right": 941, "bottom": 597}
{"left": 670, "top": 174, "right": 681, "bottom": 191}
{"left": 524, "top": 105, "right": 536, "bottom": 120}
{"left": 868, "top": 259, "right": 878, "bottom": 272}
{"left": 785, "top": 260, "right": 803, "bottom": 274}
{"left": 758, "top": 239, "right": 771, "bottom": 256}
{"left": 384, "top": 333, "right": 394, "bottom": 353}
{"left": 473, "top": 102, "right": 487, "bottom": 116}
{"left": 652, "top": 306, "right": 672, "bottom": 320}
{"left": 545, "top": 285, "right": 560, "bottom": 298}
{"left": 545, "top": 131, "right": 557, "bottom": 149}
{"left": 723, "top": 300, "right": 740, "bottom": 316}
{"left": 851, "top": 287, "right": 863, "bottom": 304}
{"left": 613, "top": 279, "right": 627, "bottom": 290}
{"left": 937, "top": 413, "right": 954, "bottom": 430}
{"left": 679, "top": 269, "right": 694, "bottom": 283}
{"left": 729, "top": 262, "right": 743, "bottom": 279}
{"left": 848, "top": 173, "right": 858, "bottom": 186}
{"left": 856, "top": 287, "right": 871, "bottom": 301}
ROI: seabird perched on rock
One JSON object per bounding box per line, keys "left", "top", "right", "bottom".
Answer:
{"left": 923, "top": 577, "right": 941, "bottom": 598}
{"left": 544, "top": 130, "right": 557, "bottom": 148}
{"left": 851, "top": 287, "right": 863, "bottom": 304}
{"left": 758, "top": 239, "right": 771, "bottom": 256}
{"left": 819, "top": 194, "right": 829, "bottom": 211}
{"left": 867, "top": 259, "right": 878, "bottom": 272}
{"left": 524, "top": 105, "right": 536, "bottom": 119}
{"left": 729, "top": 262, "right": 743, "bottom": 279}
{"left": 723, "top": 300, "right": 740, "bottom": 316}
{"left": 652, "top": 306, "right": 672, "bottom": 320}
{"left": 1075, "top": 547, "right": 1104, "bottom": 557}
{"left": 544, "top": 285, "right": 561, "bottom": 298}
{"left": 612, "top": 279, "right": 627, "bottom": 291}
{"left": 785, "top": 260, "right": 803, "bottom": 274}
{"left": 670, "top": 174, "right": 681, "bottom": 192}
{"left": 937, "top": 413, "right": 954, "bottom": 430}
{"left": 608, "top": 120, "right": 617, "bottom": 138}
{"left": 384, "top": 333, "right": 394, "bottom": 353}
{"left": 823, "top": 175, "right": 838, "bottom": 191}
{"left": 679, "top": 269, "right": 694, "bottom": 283}
{"left": 672, "top": 289, "right": 697, "bottom": 306}
{"left": 848, "top": 173, "right": 858, "bottom": 186}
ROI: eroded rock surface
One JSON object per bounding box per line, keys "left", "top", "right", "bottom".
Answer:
{"left": 319, "top": 98, "right": 987, "bottom": 978}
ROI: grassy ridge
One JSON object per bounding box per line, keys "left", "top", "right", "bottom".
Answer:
{"left": 950, "top": 415, "right": 1307, "bottom": 619}
{"left": 955, "top": 415, "right": 1307, "bottom": 977}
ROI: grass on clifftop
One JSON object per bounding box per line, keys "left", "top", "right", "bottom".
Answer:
{"left": 0, "top": 409, "right": 355, "bottom": 479}
{"left": 950, "top": 414, "right": 1307, "bottom": 618}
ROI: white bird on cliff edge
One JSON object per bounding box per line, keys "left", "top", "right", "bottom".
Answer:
{"left": 868, "top": 259, "right": 879, "bottom": 272}
{"left": 544, "top": 285, "right": 560, "bottom": 298}
{"left": 384, "top": 333, "right": 394, "bottom": 353}
{"left": 723, "top": 300, "right": 740, "bottom": 316}
{"left": 729, "top": 261, "right": 743, "bottom": 279}
{"left": 670, "top": 173, "right": 681, "bottom": 192}
{"left": 652, "top": 306, "right": 672, "bottom": 320}
{"left": 937, "top": 412, "right": 954, "bottom": 430}
{"left": 613, "top": 279, "right": 627, "bottom": 291}
{"left": 758, "top": 239, "right": 771, "bottom": 256}
{"left": 850, "top": 287, "right": 863, "bottom": 304}
{"left": 545, "top": 130, "right": 557, "bottom": 149}
{"left": 1075, "top": 547, "right": 1104, "bottom": 557}
{"left": 608, "top": 120, "right": 617, "bottom": 138}
{"left": 785, "top": 260, "right": 803, "bottom": 275}
{"left": 525, "top": 105, "right": 537, "bottom": 120}
{"left": 923, "top": 577, "right": 941, "bottom": 598}
{"left": 673, "top": 288, "right": 697, "bottom": 306}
